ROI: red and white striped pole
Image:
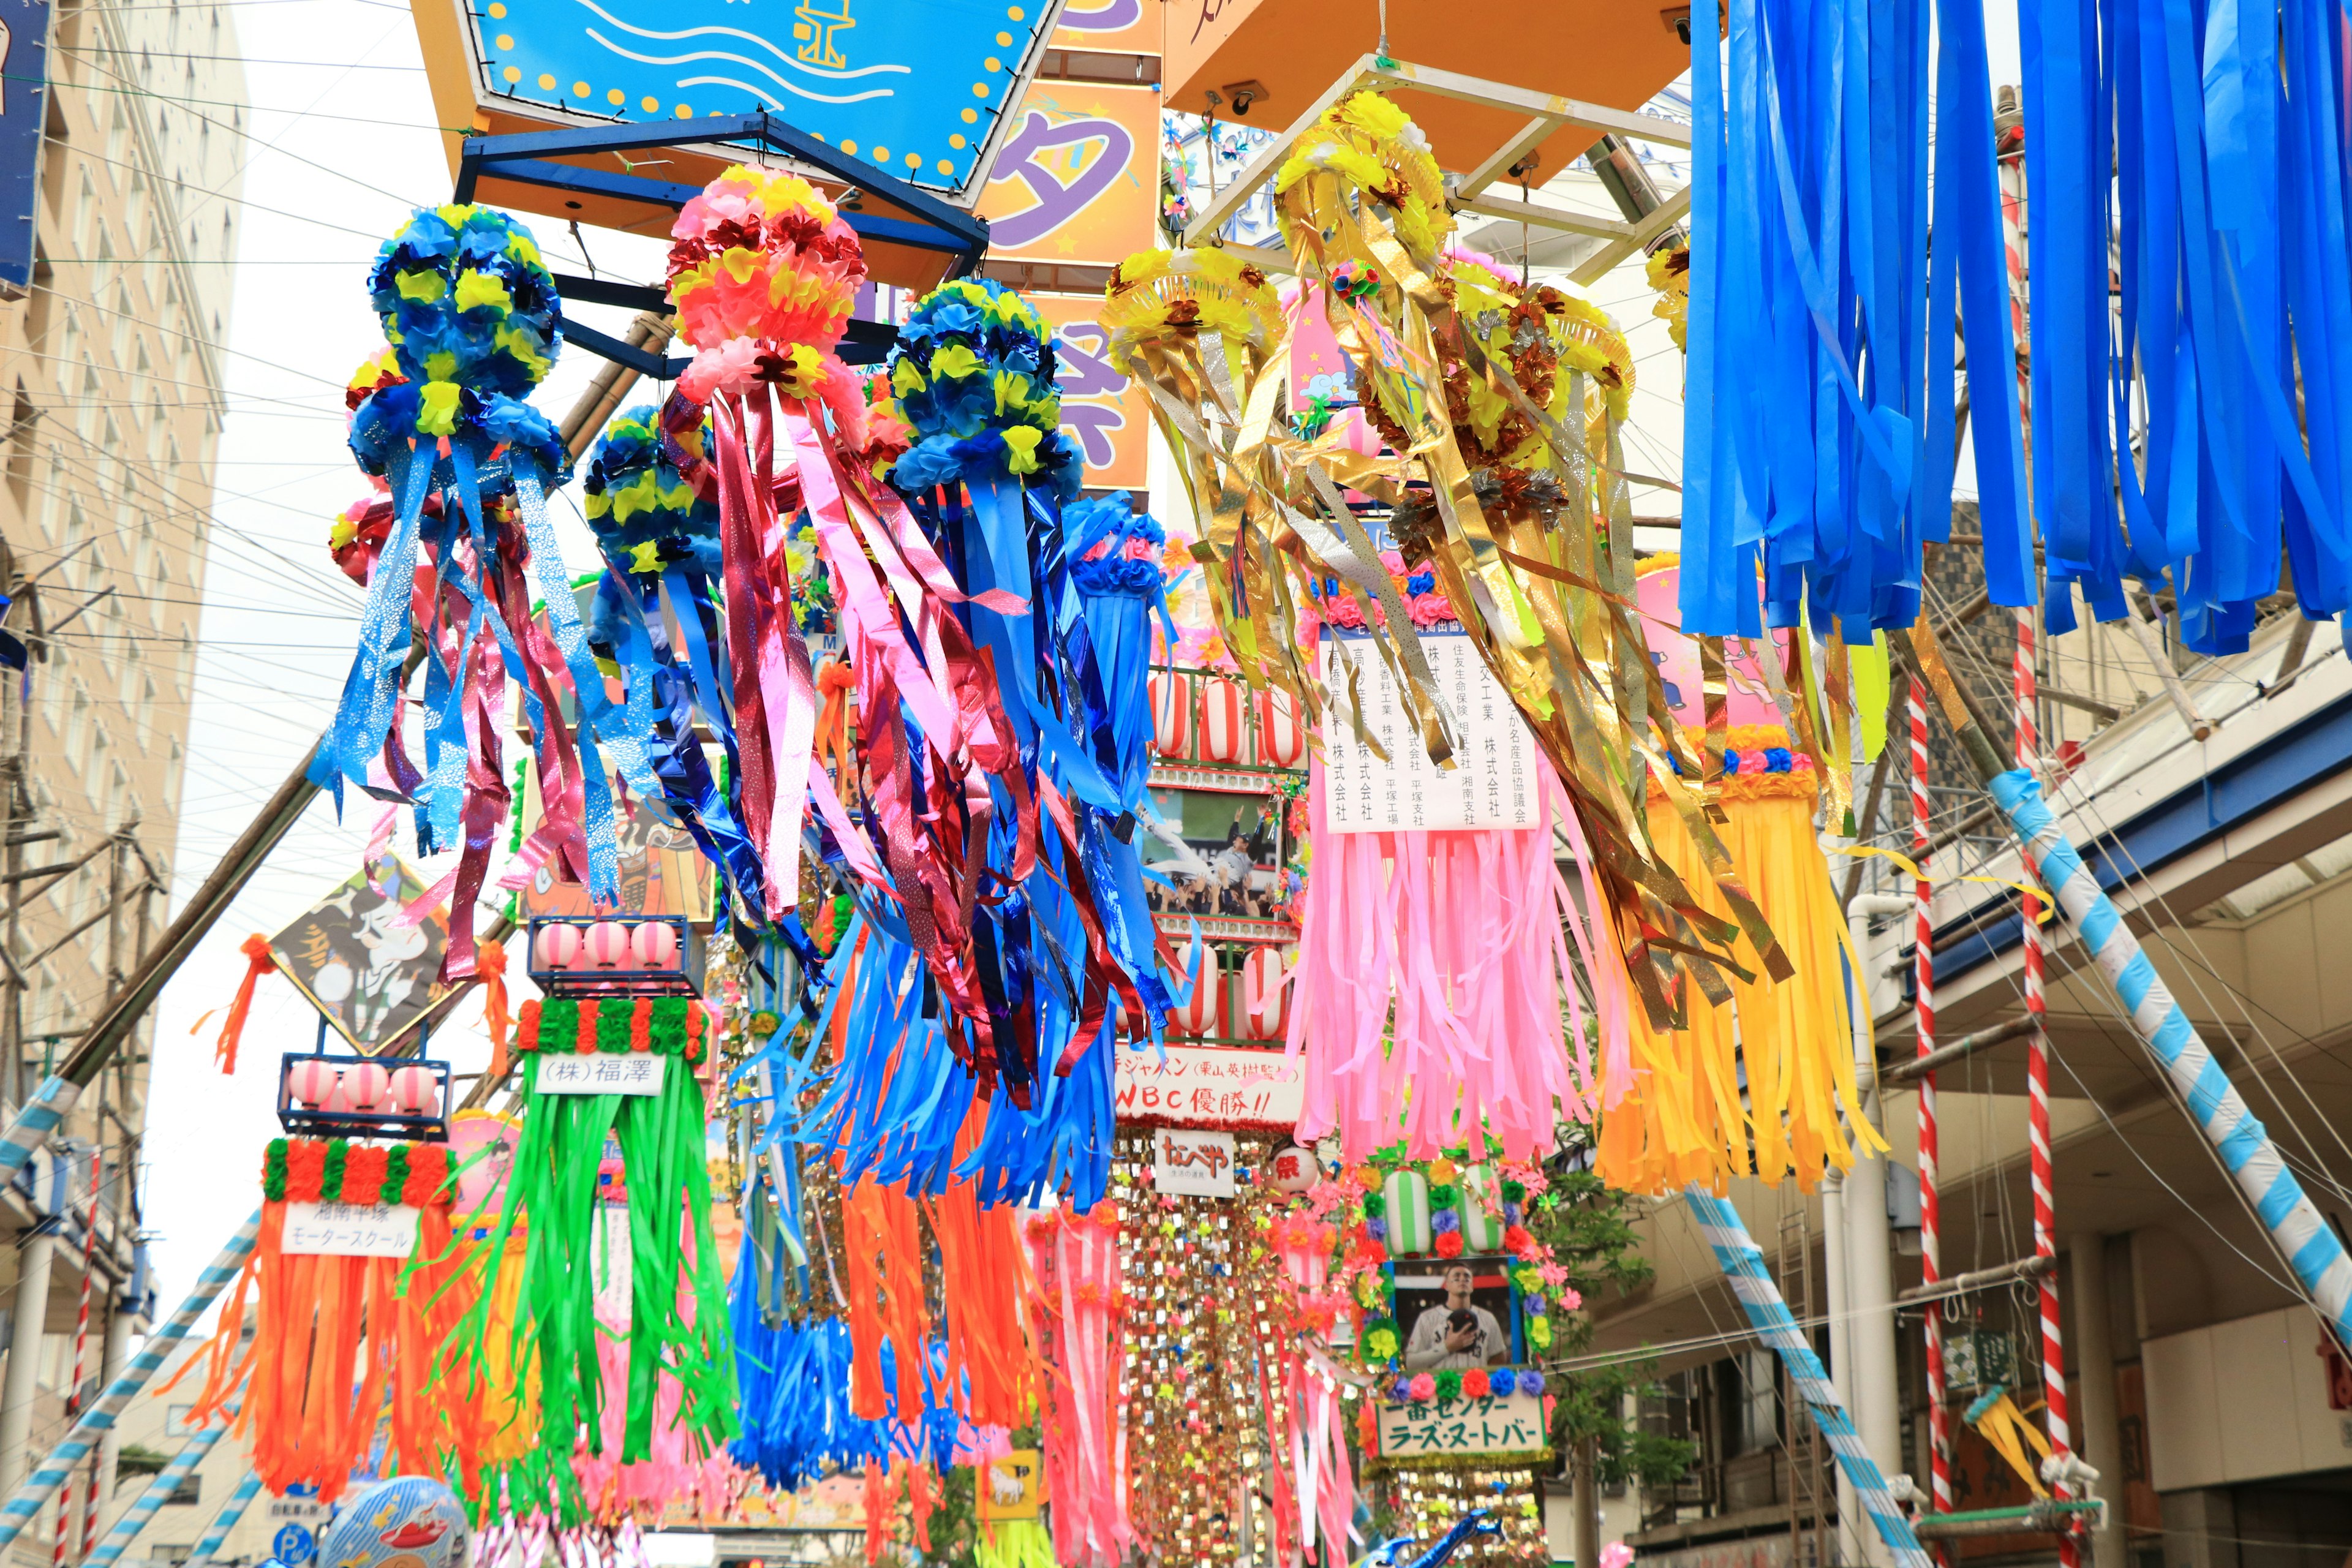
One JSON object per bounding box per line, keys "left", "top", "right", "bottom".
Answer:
{"left": 54, "top": 1152, "right": 100, "bottom": 1568}
{"left": 1911, "top": 677, "right": 1951, "bottom": 1554}
{"left": 2017, "top": 615, "right": 2077, "bottom": 1567}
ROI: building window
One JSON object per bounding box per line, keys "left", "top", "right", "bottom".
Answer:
{"left": 63, "top": 679, "right": 89, "bottom": 767}
{"left": 74, "top": 169, "right": 94, "bottom": 252}
{"left": 7, "top": 383, "right": 36, "bottom": 508}
{"left": 136, "top": 679, "right": 154, "bottom": 750}
{"left": 164, "top": 736, "right": 182, "bottom": 813}
{"left": 105, "top": 101, "right": 127, "bottom": 165}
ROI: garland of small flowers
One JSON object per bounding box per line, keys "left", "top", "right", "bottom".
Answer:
{"left": 512, "top": 997, "right": 709, "bottom": 1063}
{"left": 259, "top": 1137, "right": 453, "bottom": 1208}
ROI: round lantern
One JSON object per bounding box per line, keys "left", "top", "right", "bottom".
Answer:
{"left": 535, "top": 923, "right": 582, "bottom": 971}
{"left": 1256, "top": 687, "right": 1306, "bottom": 768}
{"left": 286, "top": 1059, "right": 339, "bottom": 1109}
{"left": 630, "top": 921, "right": 679, "bottom": 970}
{"left": 1240, "top": 946, "right": 1291, "bottom": 1040}
{"left": 1199, "top": 676, "right": 1249, "bottom": 765}
{"left": 342, "top": 1062, "right": 390, "bottom": 1111}
{"left": 1268, "top": 1144, "right": 1319, "bottom": 1193}
{"left": 390, "top": 1065, "right": 439, "bottom": 1115}
{"left": 1169, "top": 950, "right": 1224, "bottom": 1038}
{"left": 582, "top": 921, "right": 633, "bottom": 968}
{"left": 1151, "top": 670, "right": 1194, "bottom": 760}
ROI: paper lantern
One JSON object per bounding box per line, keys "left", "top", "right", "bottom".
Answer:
{"left": 342, "top": 1062, "right": 390, "bottom": 1111}
{"left": 1269, "top": 1145, "right": 1319, "bottom": 1193}
{"left": 1169, "top": 951, "right": 1224, "bottom": 1038}
{"left": 1457, "top": 1163, "right": 1506, "bottom": 1251}
{"left": 630, "top": 921, "right": 679, "bottom": 970}
{"left": 535, "top": 923, "right": 582, "bottom": 971}
{"left": 1152, "top": 670, "right": 1194, "bottom": 759}
{"left": 390, "top": 1066, "right": 438, "bottom": 1116}
{"left": 1256, "top": 687, "right": 1306, "bottom": 768}
{"left": 582, "top": 921, "right": 633, "bottom": 968}
{"left": 1199, "top": 676, "right": 1249, "bottom": 764}
{"left": 287, "top": 1060, "right": 339, "bottom": 1109}
{"left": 1382, "top": 1169, "right": 1432, "bottom": 1256}
{"left": 1240, "top": 946, "right": 1290, "bottom": 1040}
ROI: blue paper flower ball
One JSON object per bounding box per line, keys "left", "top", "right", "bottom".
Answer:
{"left": 1365, "top": 1217, "right": 1389, "bottom": 1243}
{"left": 1519, "top": 1369, "right": 1547, "bottom": 1397}
{"left": 1431, "top": 1208, "right": 1460, "bottom": 1235}
{"left": 583, "top": 403, "right": 722, "bottom": 579}
{"left": 1068, "top": 492, "right": 1165, "bottom": 598}
{"left": 368, "top": 204, "right": 561, "bottom": 407}
{"left": 885, "top": 277, "right": 1079, "bottom": 500}
{"left": 1489, "top": 1368, "right": 1517, "bottom": 1397}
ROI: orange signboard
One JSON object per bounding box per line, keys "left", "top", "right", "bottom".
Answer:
{"left": 978, "top": 81, "right": 1160, "bottom": 269}
{"left": 1036, "top": 292, "right": 1150, "bottom": 491}
{"left": 1052, "top": 0, "right": 1163, "bottom": 54}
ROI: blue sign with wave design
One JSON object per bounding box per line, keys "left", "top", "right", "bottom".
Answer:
{"left": 472, "top": 0, "right": 1061, "bottom": 199}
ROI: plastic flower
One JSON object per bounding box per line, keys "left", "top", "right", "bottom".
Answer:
{"left": 1434, "top": 1370, "right": 1462, "bottom": 1401}
{"left": 1407, "top": 1373, "right": 1437, "bottom": 1403}
{"left": 1434, "top": 1231, "right": 1464, "bottom": 1259}
{"left": 1460, "top": 1368, "right": 1490, "bottom": 1399}
{"left": 1556, "top": 1287, "right": 1583, "bottom": 1312}
{"left": 1520, "top": 1370, "right": 1547, "bottom": 1397}
{"left": 1390, "top": 1376, "right": 1415, "bottom": 1404}
{"left": 1502, "top": 1224, "right": 1536, "bottom": 1257}
{"left": 1488, "top": 1368, "right": 1517, "bottom": 1398}
{"left": 1526, "top": 1314, "right": 1553, "bottom": 1349}
{"left": 1362, "top": 1321, "right": 1400, "bottom": 1360}
{"left": 1430, "top": 1209, "right": 1460, "bottom": 1235}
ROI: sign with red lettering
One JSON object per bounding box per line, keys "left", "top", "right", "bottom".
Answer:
{"left": 1115, "top": 1042, "right": 1304, "bottom": 1129}
{"left": 1153, "top": 1127, "right": 1238, "bottom": 1197}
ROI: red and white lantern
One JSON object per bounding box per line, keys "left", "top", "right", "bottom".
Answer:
{"left": 631, "top": 921, "right": 679, "bottom": 970}
{"left": 1240, "top": 946, "right": 1291, "bottom": 1040}
{"left": 1256, "top": 688, "right": 1306, "bottom": 768}
{"left": 535, "top": 923, "right": 583, "bottom": 971}
{"left": 1199, "top": 676, "right": 1249, "bottom": 765}
{"left": 287, "top": 1060, "right": 339, "bottom": 1108}
{"left": 583, "top": 921, "right": 633, "bottom": 968}
{"left": 1169, "top": 951, "right": 1224, "bottom": 1038}
{"left": 390, "top": 1065, "right": 439, "bottom": 1115}
{"left": 1150, "top": 670, "right": 1194, "bottom": 760}
{"left": 342, "top": 1062, "right": 390, "bottom": 1112}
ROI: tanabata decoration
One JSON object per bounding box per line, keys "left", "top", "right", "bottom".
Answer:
{"left": 1024, "top": 1200, "right": 1131, "bottom": 1568}
{"left": 464, "top": 997, "right": 736, "bottom": 1517}
{"left": 315, "top": 205, "right": 663, "bottom": 974}
{"left": 1109, "top": 91, "right": 1796, "bottom": 1064}
{"left": 1591, "top": 560, "right": 1882, "bottom": 1195}
{"left": 579, "top": 402, "right": 767, "bottom": 907}
{"left": 168, "top": 1139, "right": 477, "bottom": 1501}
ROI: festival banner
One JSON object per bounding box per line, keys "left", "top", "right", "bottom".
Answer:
{"left": 1051, "top": 0, "right": 1160, "bottom": 53}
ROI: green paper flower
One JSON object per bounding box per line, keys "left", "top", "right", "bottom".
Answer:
{"left": 1362, "top": 1194, "right": 1387, "bottom": 1218}
{"left": 1428, "top": 1183, "right": 1458, "bottom": 1208}
{"left": 1434, "top": 1369, "right": 1463, "bottom": 1401}
{"left": 1528, "top": 1315, "right": 1553, "bottom": 1349}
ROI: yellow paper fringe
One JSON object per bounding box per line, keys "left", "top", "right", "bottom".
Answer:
{"left": 1599, "top": 733, "right": 1888, "bottom": 1196}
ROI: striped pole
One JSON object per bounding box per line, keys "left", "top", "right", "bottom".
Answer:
{"left": 81, "top": 1409, "right": 236, "bottom": 1568}
{"left": 0, "top": 1210, "right": 263, "bottom": 1551}
{"left": 190, "top": 1471, "right": 262, "bottom": 1564}
{"left": 1910, "top": 677, "right": 1951, "bottom": 1547}
{"left": 2015, "top": 616, "right": 2078, "bottom": 1567}
{"left": 55, "top": 1152, "right": 102, "bottom": 1568}
{"left": 1989, "top": 767, "right": 2352, "bottom": 1338}
{"left": 1684, "top": 1189, "right": 1933, "bottom": 1568}
{"left": 0, "top": 1079, "right": 81, "bottom": 1187}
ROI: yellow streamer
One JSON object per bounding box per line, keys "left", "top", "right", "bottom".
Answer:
{"left": 1827, "top": 846, "right": 2056, "bottom": 923}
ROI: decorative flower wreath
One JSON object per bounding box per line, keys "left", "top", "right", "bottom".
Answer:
{"left": 884, "top": 277, "right": 1079, "bottom": 497}
{"left": 1322, "top": 1150, "right": 1581, "bottom": 1406}
{"left": 261, "top": 1137, "right": 454, "bottom": 1208}
{"left": 581, "top": 404, "right": 722, "bottom": 579}
{"left": 1068, "top": 491, "right": 1166, "bottom": 599}
{"left": 1101, "top": 246, "right": 1286, "bottom": 355}
{"left": 1274, "top": 91, "right": 1453, "bottom": 262}
{"left": 361, "top": 204, "right": 562, "bottom": 450}
{"left": 664, "top": 164, "right": 865, "bottom": 403}
{"left": 513, "top": 996, "right": 710, "bottom": 1064}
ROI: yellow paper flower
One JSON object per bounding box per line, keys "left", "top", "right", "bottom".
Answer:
{"left": 931, "top": 343, "right": 984, "bottom": 382}
{"left": 395, "top": 270, "right": 447, "bottom": 303}
{"left": 1001, "top": 425, "right": 1043, "bottom": 474}
{"left": 415, "top": 382, "right": 461, "bottom": 435}
{"left": 453, "top": 270, "right": 511, "bottom": 314}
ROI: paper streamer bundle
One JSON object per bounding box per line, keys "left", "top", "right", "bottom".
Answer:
{"left": 467, "top": 997, "right": 736, "bottom": 1506}
{"left": 1591, "top": 561, "right": 1884, "bottom": 1194}
{"left": 1109, "top": 91, "right": 1795, "bottom": 1046}
{"left": 170, "top": 1140, "right": 473, "bottom": 1501}
{"left": 1024, "top": 1203, "right": 1131, "bottom": 1568}
{"left": 578, "top": 402, "right": 766, "bottom": 902}
{"left": 316, "top": 206, "right": 662, "bottom": 971}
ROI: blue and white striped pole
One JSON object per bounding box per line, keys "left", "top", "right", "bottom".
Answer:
{"left": 0, "top": 1210, "right": 262, "bottom": 1550}
{"left": 0, "top": 1079, "right": 81, "bottom": 1186}
{"left": 1992, "top": 770, "right": 2352, "bottom": 1341}
{"left": 190, "top": 1470, "right": 262, "bottom": 1564}
{"left": 82, "top": 1409, "right": 236, "bottom": 1568}
{"left": 1685, "top": 1189, "right": 1932, "bottom": 1568}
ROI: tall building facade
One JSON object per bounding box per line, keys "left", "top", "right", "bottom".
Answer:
{"left": 0, "top": 0, "right": 244, "bottom": 1543}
